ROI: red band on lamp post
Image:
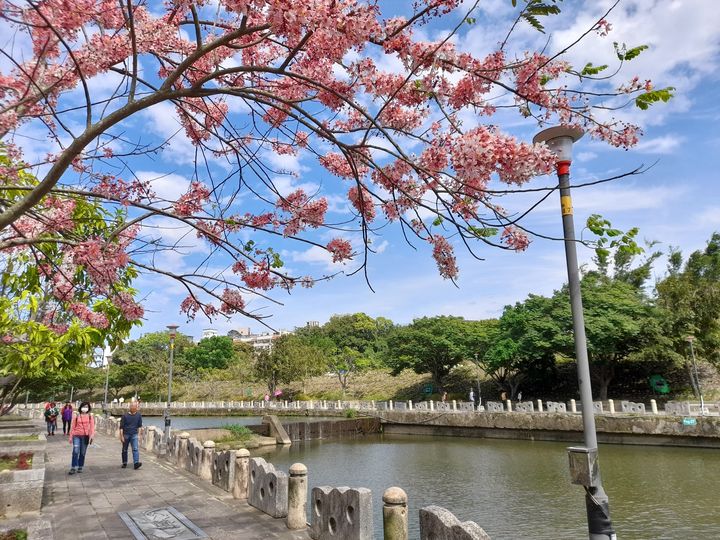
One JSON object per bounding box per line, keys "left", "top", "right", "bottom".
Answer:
{"left": 557, "top": 160, "right": 571, "bottom": 176}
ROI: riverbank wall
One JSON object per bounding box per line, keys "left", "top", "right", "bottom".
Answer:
{"left": 377, "top": 410, "right": 720, "bottom": 448}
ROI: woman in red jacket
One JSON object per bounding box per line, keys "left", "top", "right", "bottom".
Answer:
{"left": 68, "top": 401, "right": 95, "bottom": 475}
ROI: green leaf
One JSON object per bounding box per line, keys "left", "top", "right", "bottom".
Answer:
{"left": 432, "top": 216, "right": 443, "bottom": 227}
{"left": 469, "top": 226, "right": 499, "bottom": 238}
{"left": 580, "top": 63, "right": 608, "bottom": 76}
{"left": 465, "top": 17, "right": 476, "bottom": 25}
{"left": 614, "top": 42, "right": 648, "bottom": 61}
{"left": 635, "top": 87, "right": 675, "bottom": 110}
{"left": 624, "top": 44, "right": 649, "bottom": 61}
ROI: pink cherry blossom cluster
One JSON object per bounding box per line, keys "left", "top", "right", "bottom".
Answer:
{"left": 347, "top": 185, "right": 376, "bottom": 222}
{"left": 501, "top": 226, "right": 531, "bottom": 251}
{"left": 174, "top": 181, "right": 212, "bottom": 216}
{"left": 112, "top": 291, "right": 145, "bottom": 321}
{"left": 70, "top": 302, "right": 110, "bottom": 329}
{"left": 275, "top": 189, "right": 328, "bottom": 236}
{"left": 326, "top": 238, "right": 353, "bottom": 263}
{"left": 71, "top": 238, "right": 130, "bottom": 294}
{"left": 594, "top": 19, "right": 612, "bottom": 36}
{"left": 429, "top": 235, "right": 458, "bottom": 280}
{"left": 220, "top": 288, "right": 246, "bottom": 314}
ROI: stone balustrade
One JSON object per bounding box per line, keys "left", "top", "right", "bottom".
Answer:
{"left": 17, "top": 399, "right": 720, "bottom": 417}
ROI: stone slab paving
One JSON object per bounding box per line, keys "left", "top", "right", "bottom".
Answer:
{"left": 41, "top": 429, "right": 310, "bottom": 540}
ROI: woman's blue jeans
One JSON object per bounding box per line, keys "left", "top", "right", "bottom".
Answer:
{"left": 122, "top": 433, "right": 139, "bottom": 464}
{"left": 71, "top": 435, "right": 88, "bottom": 468}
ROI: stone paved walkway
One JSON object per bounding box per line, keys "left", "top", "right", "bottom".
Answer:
{"left": 42, "top": 429, "right": 310, "bottom": 540}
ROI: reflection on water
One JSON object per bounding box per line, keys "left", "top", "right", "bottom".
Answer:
{"left": 262, "top": 434, "right": 720, "bottom": 540}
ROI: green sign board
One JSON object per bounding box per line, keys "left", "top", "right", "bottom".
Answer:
{"left": 649, "top": 374, "right": 670, "bottom": 394}
{"left": 682, "top": 417, "right": 697, "bottom": 426}
{"left": 423, "top": 384, "right": 433, "bottom": 395}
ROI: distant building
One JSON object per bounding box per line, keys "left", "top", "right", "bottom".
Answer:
{"left": 306, "top": 320, "right": 320, "bottom": 328}
{"left": 201, "top": 328, "right": 219, "bottom": 340}
{"left": 229, "top": 328, "right": 291, "bottom": 352}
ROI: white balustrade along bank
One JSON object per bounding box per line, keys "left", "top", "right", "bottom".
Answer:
{"left": 18, "top": 399, "right": 720, "bottom": 416}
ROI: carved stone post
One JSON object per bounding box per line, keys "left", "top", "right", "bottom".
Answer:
{"left": 287, "top": 463, "right": 308, "bottom": 530}
{"left": 383, "top": 487, "right": 408, "bottom": 540}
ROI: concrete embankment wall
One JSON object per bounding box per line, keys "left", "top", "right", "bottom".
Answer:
{"left": 183, "top": 418, "right": 381, "bottom": 444}
{"left": 377, "top": 411, "right": 720, "bottom": 448}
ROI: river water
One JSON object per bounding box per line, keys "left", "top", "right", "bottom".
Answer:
{"left": 142, "top": 416, "right": 720, "bottom": 539}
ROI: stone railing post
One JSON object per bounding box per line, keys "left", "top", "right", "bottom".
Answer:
{"left": 383, "top": 487, "right": 408, "bottom": 540}
{"left": 650, "top": 399, "right": 658, "bottom": 414}
{"left": 452, "top": 400, "right": 457, "bottom": 411}
{"left": 408, "top": 400, "right": 413, "bottom": 411}
{"left": 429, "top": 400, "right": 434, "bottom": 411}
{"left": 570, "top": 399, "right": 577, "bottom": 413}
{"left": 608, "top": 399, "right": 615, "bottom": 414}
{"left": 506, "top": 399, "right": 512, "bottom": 412}
{"left": 389, "top": 400, "right": 394, "bottom": 410}
{"left": 287, "top": 463, "right": 308, "bottom": 530}
{"left": 199, "top": 441, "right": 215, "bottom": 481}
{"left": 537, "top": 399, "right": 543, "bottom": 412}
{"left": 233, "top": 449, "right": 250, "bottom": 499}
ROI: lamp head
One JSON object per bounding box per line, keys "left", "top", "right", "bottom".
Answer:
{"left": 685, "top": 335, "right": 696, "bottom": 343}
{"left": 167, "top": 324, "right": 179, "bottom": 338}
{"left": 533, "top": 126, "right": 584, "bottom": 162}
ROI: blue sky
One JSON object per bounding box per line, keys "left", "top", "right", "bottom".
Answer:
{"left": 125, "top": 0, "right": 720, "bottom": 340}
{"left": 6, "top": 0, "right": 720, "bottom": 341}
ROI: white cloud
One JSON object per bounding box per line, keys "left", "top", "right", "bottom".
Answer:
{"left": 634, "top": 135, "right": 684, "bottom": 154}
{"left": 577, "top": 151, "right": 598, "bottom": 162}
{"left": 136, "top": 170, "right": 191, "bottom": 201}
{"left": 142, "top": 102, "right": 198, "bottom": 165}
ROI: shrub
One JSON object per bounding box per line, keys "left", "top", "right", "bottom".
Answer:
{"left": 221, "top": 424, "right": 253, "bottom": 441}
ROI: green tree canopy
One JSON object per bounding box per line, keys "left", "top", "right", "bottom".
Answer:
{"left": 385, "top": 316, "right": 478, "bottom": 389}
{"left": 184, "top": 336, "right": 236, "bottom": 371}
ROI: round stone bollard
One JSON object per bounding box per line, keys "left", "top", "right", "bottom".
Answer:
{"left": 608, "top": 399, "right": 616, "bottom": 414}
{"left": 287, "top": 463, "right": 308, "bottom": 530}
{"left": 651, "top": 399, "right": 658, "bottom": 414}
{"left": 233, "top": 449, "right": 251, "bottom": 500}
{"left": 199, "top": 440, "right": 215, "bottom": 481}
{"left": 175, "top": 431, "right": 190, "bottom": 466}
{"left": 383, "top": 487, "right": 408, "bottom": 540}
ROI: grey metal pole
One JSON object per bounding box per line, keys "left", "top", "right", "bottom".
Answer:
{"left": 102, "top": 360, "right": 110, "bottom": 417}
{"left": 69, "top": 386, "right": 74, "bottom": 403}
{"left": 687, "top": 339, "right": 704, "bottom": 415}
{"left": 558, "top": 165, "right": 615, "bottom": 540}
{"left": 164, "top": 334, "right": 175, "bottom": 441}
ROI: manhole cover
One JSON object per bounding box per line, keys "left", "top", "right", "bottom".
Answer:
{"left": 118, "top": 506, "right": 208, "bottom": 540}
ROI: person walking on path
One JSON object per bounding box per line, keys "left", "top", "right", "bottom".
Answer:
{"left": 44, "top": 402, "right": 59, "bottom": 436}
{"left": 120, "top": 401, "right": 143, "bottom": 470}
{"left": 68, "top": 401, "right": 94, "bottom": 475}
{"left": 61, "top": 403, "right": 73, "bottom": 435}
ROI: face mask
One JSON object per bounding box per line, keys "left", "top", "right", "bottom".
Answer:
{"left": 80, "top": 407, "right": 89, "bottom": 413}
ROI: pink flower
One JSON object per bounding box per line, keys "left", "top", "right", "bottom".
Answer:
{"left": 429, "top": 235, "right": 458, "bottom": 280}
{"left": 326, "top": 238, "right": 353, "bottom": 263}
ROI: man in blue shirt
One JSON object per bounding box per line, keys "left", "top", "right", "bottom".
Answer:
{"left": 119, "top": 401, "right": 143, "bottom": 470}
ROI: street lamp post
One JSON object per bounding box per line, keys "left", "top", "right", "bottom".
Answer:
{"left": 164, "top": 324, "right": 179, "bottom": 442}
{"left": 685, "top": 336, "right": 704, "bottom": 415}
{"left": 534, "top": 126, "right": 616, "bottom": 540}
{"left": 102, "top": 347, "right": 113, "bottom": 417}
